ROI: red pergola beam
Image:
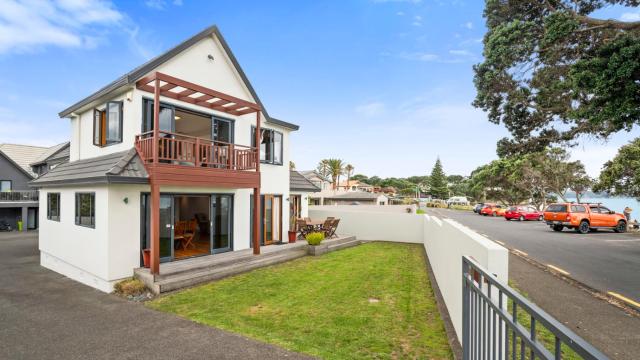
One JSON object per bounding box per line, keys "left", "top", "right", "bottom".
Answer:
{"left": 136, "top": 72, "right": 261, "bottom": 116}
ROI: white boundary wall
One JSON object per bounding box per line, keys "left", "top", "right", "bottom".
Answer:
{"left": 309, "top": 208, "right": 508, "bottom": 342}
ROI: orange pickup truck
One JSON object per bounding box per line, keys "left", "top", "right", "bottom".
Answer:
{"left": 543, "top": 203, "right": 627, "bottom": 234}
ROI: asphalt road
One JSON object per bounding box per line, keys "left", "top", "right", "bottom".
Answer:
{"left": 425, "top": 208, "right": 640, "bottom": 305}
{"left": 0, "top": 231, "right": 312, "bottom": 360}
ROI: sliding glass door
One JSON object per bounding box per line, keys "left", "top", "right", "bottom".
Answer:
{"left": 159, "top": 195, "right": 174, "bottom": 261}
{"left": 211, "top": 194, "right": 233, "bottom": 254}
{"left": 263, "top": 195, "right": 282, "bottom": 245}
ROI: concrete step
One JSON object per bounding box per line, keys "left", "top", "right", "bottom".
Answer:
{"left": 327, "top": 239, "right": 362, "bottom": 252}
{"left": 156, "top": 248, "right": 307, "bottom": 293}
{"left": 323, "top": 235, "right": 357, "bottom": 247}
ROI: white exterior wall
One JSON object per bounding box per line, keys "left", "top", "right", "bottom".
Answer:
{"left": 39, "top": 184, "right": 148, "bottom": 292}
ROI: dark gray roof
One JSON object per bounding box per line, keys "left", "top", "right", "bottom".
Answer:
{"left": 30, "top": 142, "right": 70, "bottom": 166}
{"left": 58, "top": 25, "right": 299, "bottom": 131}
{"left": 321, "top": 192, "right": 386, "bottom": 201}
{"left": 290, "top": 171, "right": 320, "bottom": 193}
{"left": 30, "top": 149, "right": 148, "bottom": 187}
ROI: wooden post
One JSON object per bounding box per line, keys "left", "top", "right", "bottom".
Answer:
{"left": 252, "top": 111, "right": 261, "bottom": 255}
{"left": 149, "top": 183, "right": 160, "bottom": 274}
{"left": 152, "top": 75, "right": 160, "bottom": 164}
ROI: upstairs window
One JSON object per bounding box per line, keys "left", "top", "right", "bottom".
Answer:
{"left": 94, "top": 101, "right": 123, "bottom": 147}
{"left": 75, "top": 192, "right": 95, "bottom": 228}
{"left": 47, "top": 193, "right": 60, "bottom": 221}
{"left": 251, "top": 127, "right": 283, "bottom": 165}
{"left": 0, "top": 180, "right": 11, "bottom": 192}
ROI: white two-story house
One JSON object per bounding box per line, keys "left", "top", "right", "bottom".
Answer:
{"left": 32, "top": 25, "right": 307, "bottom": 292}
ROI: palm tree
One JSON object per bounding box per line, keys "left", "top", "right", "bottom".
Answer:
{"left": 289, "top": 161, "right": 296, "bottom": 170}
{"left": 326, "top": 158, "right": 345, "bottom": 190}
{"left": 316, "top": 159, "right": 330, "bottom": 180}
{"left": 344, "top": 164, "right": 354, "bottom": 189}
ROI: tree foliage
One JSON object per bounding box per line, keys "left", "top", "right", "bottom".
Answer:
{"left": 593, "top": 137, "right": 640, "bottom": 199}
{"left": 467, "top": 148, "right": 592, "bottom": 207}
{"left": 429, "top": 158, "right": 449, "bottom": 199}
{"left": 474, "top": 0, "right": 640, "bottom": 155}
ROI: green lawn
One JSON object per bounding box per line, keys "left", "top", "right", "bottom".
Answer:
{"left": 147, "top": 242, "right": 453, "bottom": 359}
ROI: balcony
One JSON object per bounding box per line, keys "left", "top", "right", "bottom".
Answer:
{"left": 136, "top": 131, "right": 257, "bottom": 170}
{"left": 0, "top": 191, "right": 39, "bottom": 202}
{"left": 135, "top": 131, "right": 260, "bottom": 188}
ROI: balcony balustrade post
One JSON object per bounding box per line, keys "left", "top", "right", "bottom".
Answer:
{"left": 195, "top": 138, "right": 200, "bottom": 167}
{"left": 229, "top": 144, "right": 234, "bottom": 170}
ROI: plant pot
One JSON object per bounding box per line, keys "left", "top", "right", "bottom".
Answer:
{"left": 142, "top": 249, "right": 151, "bottom": 268}
{"left": 288, "top": 231, "right": 297, "bottom": 243}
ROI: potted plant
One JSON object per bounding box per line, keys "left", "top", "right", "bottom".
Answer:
{"left": 288, "top": 219, "right": 297, "bottom": 243}
{"left": 141, "top": 249, "right": 151, "bottom": 268}
{"left": 305, "top": 232, "right": 326, "bottom": 256}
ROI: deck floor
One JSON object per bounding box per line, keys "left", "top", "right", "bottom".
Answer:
{"left": 158, "top": 240, "right": 310, "bottom": 275}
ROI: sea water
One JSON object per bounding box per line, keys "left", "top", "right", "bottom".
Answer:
{"left": 566, "top": 197, "right": 640, "bottom": 217}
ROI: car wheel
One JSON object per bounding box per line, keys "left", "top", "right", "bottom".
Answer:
{"left": 538, "top": 215, "right": 543, "bottom": 221}
{"left": 576, "top": 220, "right": 590, "bottom": 234}
{"left": 519, "top": 215, "right": 525, "bottom": 221}
{"left": 614, "top": 220, "right": 627, "bottom": 233}
{"left": 552, "top": 225, "right": 563, "bottom": 232}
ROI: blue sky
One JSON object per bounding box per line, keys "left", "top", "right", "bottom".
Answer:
{"left": 0, "top": 0, "right": 638, "bottom": 178}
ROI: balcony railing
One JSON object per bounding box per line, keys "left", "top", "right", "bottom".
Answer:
{"left": 0, "top": 190, "right": 39, "bottom": 202}
{"left": 135, "top": 131, "right": 257, "bottom": 171}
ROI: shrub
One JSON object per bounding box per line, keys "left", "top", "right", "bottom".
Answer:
{"left": 450, "top": 204, "right": 474, "bottom": 211}
{"left": 305, "top": 232, "right": 325, "bottom": 246}
{"left": 416, "top": 209, "right": 425, "bottom": 214}
{"left": 113, "top": 278, "right": 147, "bottom": 296}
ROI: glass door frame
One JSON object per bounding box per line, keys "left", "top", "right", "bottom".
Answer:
{"left": 263, "top": 194, "right": 283, "bottom": 245}
{"left": 159, "top": 194, "right": 174, "bottom": 262}
{"left": 211, "top": 193, "right": 234, "bottom": 254}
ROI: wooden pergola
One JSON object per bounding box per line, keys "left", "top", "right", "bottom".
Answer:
{"left": 135, "top": 72, "right": 263, "bottom": 275}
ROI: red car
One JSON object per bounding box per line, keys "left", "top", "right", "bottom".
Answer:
{"left": 505, "top": 205, "right": 543, "bottom": 221}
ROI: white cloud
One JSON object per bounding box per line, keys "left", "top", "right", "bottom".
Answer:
{"left": 373, "top": 0, "right": 422, "bottom": 3}
{"left": 398, "top": 52, "right": 439, "bottom": 61}
{"left": 396, "top": 11, "right": 404, "bottom": 16}
{"left": 621, "top": 12, "right": 640, "bottom": 21}
{"left": 464, "top": 21, "right": 473, "bottom": 29}
{"left": 411, "top": 14, "right": 423, "bottom": 26}
{"left": 145, "top": 0, "right": 166, "bottom": 10}
{"left": 0, "top": 0, "right": 123, "bottom": 54}
{"left": 355, "top": 102, "right": 386, "bottom": 117}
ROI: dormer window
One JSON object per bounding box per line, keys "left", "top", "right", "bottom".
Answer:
{"left": 93, "top": 101, "right": 123, "bottom": 147}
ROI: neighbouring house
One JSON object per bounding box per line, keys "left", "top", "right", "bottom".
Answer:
{"left": 322, "top": 191, "right": 388, "bottom": 206}
{"left": 337, "top": 180, "right": 374, "bottom": 193}
{"left": 31, "top": 25, "right": 306, "bottom": 293}
{"left": 289, "top": 170, "right": 320, "bottom": 230}
{"left": 30, "top": 142, "right": 70, "bottom": 177}
{"left": 299, "top": 170, "right": 332, "bottom": 191}
{"left": 0, "top": 143, "right": 52, "bottom": 230}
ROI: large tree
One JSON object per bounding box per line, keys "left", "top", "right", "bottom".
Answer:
{"left": 474, "top": 0, "right": 640, "bottom": 156}
{"left": 593, "top": 137, "right": 640, "bottom": 199}
{"left": 429, "top": 158, "right": 449, "bottom": 199}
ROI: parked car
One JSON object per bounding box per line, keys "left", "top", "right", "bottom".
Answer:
{"left": 505, "top": 205, "right": 543, "bottom": 221}
{"left": 473, "top": 203, "right": 484, "bottom": 213}
{"left": 447, "top": 196, "right": 470, "bottom": 206}
{"left": 480, "top": 204, "right": 505, "bottom": 217}
{"left": 543, "top": 203, "right": 627, "bottom": 234}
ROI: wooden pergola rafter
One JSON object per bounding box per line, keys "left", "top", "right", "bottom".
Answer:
{"left": 135, "top": 72, "right": 262, "bottom": 116}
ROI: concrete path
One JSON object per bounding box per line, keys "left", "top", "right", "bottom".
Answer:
{"left": 510, "top": 255, "right": 640, "bottom": 360}
{"left": 0, "top": 231, "right": 313, "bottom": 360}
